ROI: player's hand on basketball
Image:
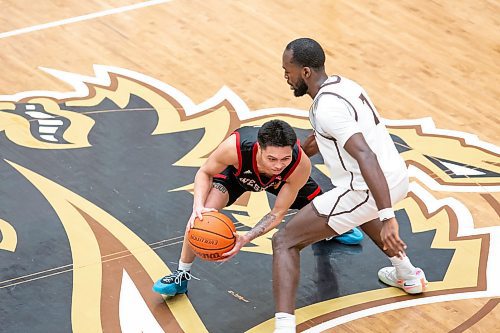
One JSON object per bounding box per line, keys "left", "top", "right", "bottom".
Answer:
{"left": 380, "top": 217, "right": 407, "bottom": 258}
{"left": 218, "top": 232, "right": 249, "bottom": 262}
{"left": 187, "top": 206, "right": 217, "bottom": 230}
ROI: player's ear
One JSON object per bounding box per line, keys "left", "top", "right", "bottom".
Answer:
{"left": 302, "top": 67, "right": 311, "bottom": 79}
{"left": 256, "top": 142, "right": 265, "bottom": 155}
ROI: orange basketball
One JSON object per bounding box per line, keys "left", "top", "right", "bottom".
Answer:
{"left": 187, "top": 211, "right": 236, "bottom": 261}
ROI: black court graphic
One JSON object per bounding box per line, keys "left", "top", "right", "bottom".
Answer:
{"left": 0, "top": 66, "right": 498, "bottom": 333}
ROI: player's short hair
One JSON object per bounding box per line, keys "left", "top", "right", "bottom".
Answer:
{"left": 285, "top": 38, "right": 325, "bottom": 70}
{"left": 258, "top": 120, "right": 297, "bottom": 149}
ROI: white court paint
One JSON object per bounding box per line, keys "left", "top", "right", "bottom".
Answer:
{"left": 0, "top": 0, "right": 174, "bottom": 39}
{"left": 119, "top": 269, "right": 165, "bottom": 333}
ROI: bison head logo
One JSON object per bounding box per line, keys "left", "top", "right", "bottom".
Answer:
{"left": 0, "top": 66, "right": 498, "bottom": 333}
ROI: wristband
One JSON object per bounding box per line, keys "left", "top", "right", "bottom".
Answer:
{"left": 378, "top": 208, "right": 395, "bottom": 221}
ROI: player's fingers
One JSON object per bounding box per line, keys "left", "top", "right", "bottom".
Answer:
{"left": 220, "top": 250, "right": 237, "bottom": 260}
{"left": 392, "top": 234, "right": 406, "bottom": 251}
{"left": 222, "top": 239, "right": 241, "bottom": 258}
{"left": 386, "top": 236, "right": 401, "bottom": 255}
{"left": 187, "top": 217, "right": 194, "bottom": 229}
{"left": 393, "top": 241, "right": 406, "bottom": 256}
{"left": 381, "top": 236, "right": 389, "bottom": 251}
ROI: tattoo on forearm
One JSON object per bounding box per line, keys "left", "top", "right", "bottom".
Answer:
{"left": 246, "top": 213, "right": 277, "bottom": 241}
{"left": 212, "top": 183, "right": 227, "bottom": 194}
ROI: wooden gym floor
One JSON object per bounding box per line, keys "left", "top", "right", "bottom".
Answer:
{"left": 0, "top": 1, "right": 499, "bottom": 332}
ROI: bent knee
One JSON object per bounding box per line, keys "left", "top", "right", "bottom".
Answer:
{"left": 272, "top": 230, "right": 288, "bottom": 252}
{"left": 272, "top": 229, "right": 300, "bottom": 253}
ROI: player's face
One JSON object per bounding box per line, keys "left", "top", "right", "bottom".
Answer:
{"left": 258, "top": 145, "right": 293, "bottom": 175}
{"left": 282, "top": 50, "right": 308, "bottom": 97}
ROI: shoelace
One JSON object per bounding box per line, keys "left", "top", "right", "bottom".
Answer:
{"left": 162, "top": 270, "right": 200, "bottom": 285}
{"left": 388, "top": 268, "right": 399, "bottom": 281}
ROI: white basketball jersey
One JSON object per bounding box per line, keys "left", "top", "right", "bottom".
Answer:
{"left": 309, "top": 75, "right": 407, "bottom": 190}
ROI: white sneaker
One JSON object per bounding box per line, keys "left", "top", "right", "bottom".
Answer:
{"left": 378, "top": 267, "right": 428, "bottom": 294}
{"left": 274, "top": 313, "right": 295, "bottom": 333}
{"left": 273, "top": 329, "right": 295, "bottom": 333}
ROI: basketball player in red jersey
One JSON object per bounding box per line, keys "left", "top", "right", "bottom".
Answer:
{"left": 272, "top": 38, "right": 428, "bottom": 332}
{"left": 152, "top": 119, "right": 363, "bottom": 296}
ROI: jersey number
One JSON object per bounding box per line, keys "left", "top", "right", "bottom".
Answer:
{"left": 359, "top": 93, "right": 380, "bottom": 125}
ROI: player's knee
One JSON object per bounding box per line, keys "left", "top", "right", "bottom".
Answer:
{"left": 272, "top": 229, "right": 296, "bottom": 253}
{"left": 272, "top": 230, "right": 287, "bottom": 252}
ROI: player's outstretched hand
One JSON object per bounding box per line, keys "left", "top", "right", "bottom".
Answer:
{"left": 380, "top": 217, "right": 407, "bottom": 258}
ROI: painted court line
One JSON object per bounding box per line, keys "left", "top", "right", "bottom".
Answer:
{"left": 0, "top": 0, "right": 173, "bottom": 40}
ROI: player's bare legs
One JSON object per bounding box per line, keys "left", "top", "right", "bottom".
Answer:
{"left": 272, "top": 209, "right": 427, "bottom": 332}
{"left": 152, "top": 184, "right": 229, "bottom": 295}
{"left": 272, "top": 203, "right": 336, "bottom": 314}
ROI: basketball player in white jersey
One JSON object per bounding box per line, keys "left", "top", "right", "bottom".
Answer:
{"left": 272, "top": 38, "right": 428, "bottom": 333}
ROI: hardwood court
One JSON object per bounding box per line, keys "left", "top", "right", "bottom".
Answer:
{"left": 0, "top": 1, "right": 498, "bottom": 332}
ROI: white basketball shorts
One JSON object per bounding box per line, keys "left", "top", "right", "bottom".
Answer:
{"left": 311, "top": 177, "right": 409, "bottom": 235}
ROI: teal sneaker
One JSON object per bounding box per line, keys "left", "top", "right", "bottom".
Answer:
{"left": 152, "top": 270, "right": 196, "bottom": 296}
{"left": 327, "top": 227, "right": 363, "bottom": 245}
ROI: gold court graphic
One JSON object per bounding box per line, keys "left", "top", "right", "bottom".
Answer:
{"left": 0, "top": 1, "right": 499, "bottom": 332}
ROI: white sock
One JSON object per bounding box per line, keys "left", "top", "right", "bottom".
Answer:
{"left": 389, "top": 255, "right": 416, "bottom": 278}
{"left": 178, "top": 260, "right": 193, "bottom": 272}
{"left": 274, "top": 312, "right": 295, "bottom": 333}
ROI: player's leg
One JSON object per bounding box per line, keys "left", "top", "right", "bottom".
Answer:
{"left": 361, "top": 217, "right": 428, "bottom": 294}
{"left": 360, "top": 177, "right": 427, "bottom": 294}
{"left": 152, "top": 174, "right": 234, "bottom": 296}
{"left": 360, "top": 217, "right": 398, "bottom": 256}
{"left": 273, "top": 186, "right": 384, "bottom": 332}
{"left": 288, "top": 177, "right": 363, "bottom": 245}
{"left": 272, "top": 203, "right": 336, "bottom": 332}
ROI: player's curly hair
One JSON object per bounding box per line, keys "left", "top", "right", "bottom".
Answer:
{"left": 258, "top": 120, "right": 297, "bottom": 149}
{"left": 285, "top": 38, "right": 325, "bottom": 70}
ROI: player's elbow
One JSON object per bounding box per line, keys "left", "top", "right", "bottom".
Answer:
{"left": 302, "top": 144, "right": 319, "bottom": 157}
{"left": 195, "top": 166, "right": 212, "bottom": 179}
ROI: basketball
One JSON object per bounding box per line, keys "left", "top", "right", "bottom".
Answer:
{"left": 187, "top": 211, "right": 236, "bottom": 261}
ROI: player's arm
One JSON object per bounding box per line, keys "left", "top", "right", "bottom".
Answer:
{"left": 249, "top": 156, "right": 311, "bottom": 238}
{"left": 343, "top": 134, "right": 406, "bottom": 257}
{"left": 221, "top": 155, "right": 312, "bottom": 260}
{"left": 301, "top": 131, "right": 319, "bottom": 157}
{"left": 191, "top": 135, "right": 239, "bottom": 221}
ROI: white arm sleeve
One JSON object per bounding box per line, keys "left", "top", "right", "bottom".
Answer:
{"left": 315, "top": 94, "right": 361, "bottom": 147}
